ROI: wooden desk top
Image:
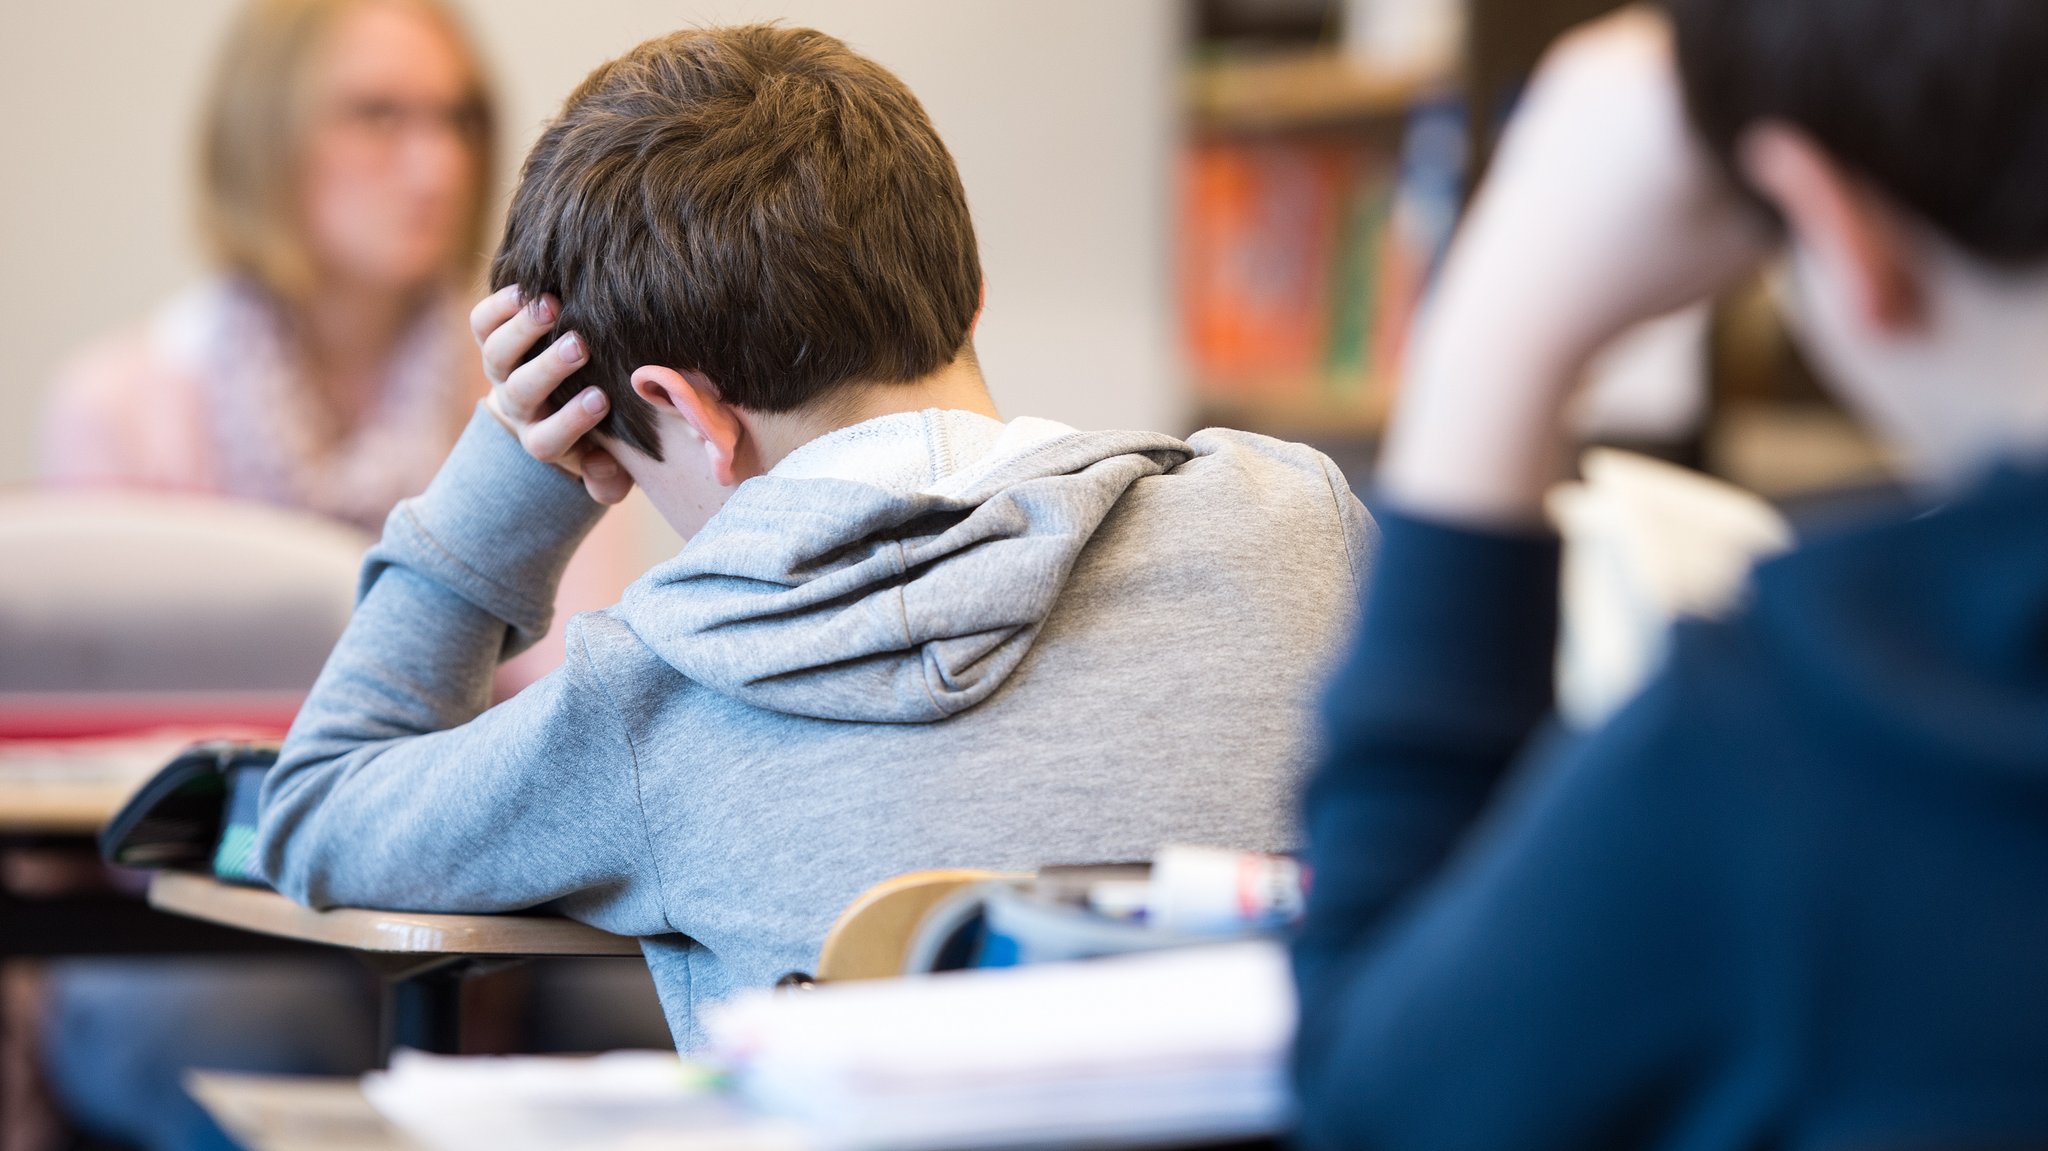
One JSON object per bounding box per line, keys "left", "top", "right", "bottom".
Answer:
{"left": 187, "top": 1073, "right": 417, "bottom": 1151}
{"left": 0, "top": 733, "right": 192, "bottom": 835}
{"left": 0, "top": 779, "right": 133, "bottom": 835}
{"left": 149, "top": 871, "right": 643, "bottom": 957}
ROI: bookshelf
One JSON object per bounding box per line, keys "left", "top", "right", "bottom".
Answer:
{"left": 1177, "top": 43, "right": 1446, "bottom": 444}
{"left": 1188, "top": 386, "right": 1396, "bottom": 442}
{"left": 1176, "top": 0, "right": 1889, "bottom": 505}
{"left": 1175, "top": 0, "right": 1629, "bottom": 452}
{"left": 1187, "top": 49, "right": 1436, "bottom": 134}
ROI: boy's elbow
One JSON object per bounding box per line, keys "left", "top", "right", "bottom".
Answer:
{"left": 254, "top": 752, "right": 337, "bottom": 906}
{"left": 254, "top": 804, "right": 319, "bottom": 905}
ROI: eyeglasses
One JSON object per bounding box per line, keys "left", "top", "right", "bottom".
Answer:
{"left": 325, "top": 96, "right": 488, "bottom": 150}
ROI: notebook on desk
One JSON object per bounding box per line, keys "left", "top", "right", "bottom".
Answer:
{"left": 95, "top": 740, "right": 278, "bottom": 884}
{"left": 0, "top": 729, "right": 256, "bottom": 836}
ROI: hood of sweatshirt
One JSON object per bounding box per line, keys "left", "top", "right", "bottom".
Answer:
{"left": 618, "top": 410, "right": 1192, "bottom": 723}
{"left": 1750, "top": 459, "right": 2048, "bottom": 772}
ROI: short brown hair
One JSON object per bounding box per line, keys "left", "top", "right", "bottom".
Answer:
{"left": 489, "top": 24, "right": 983, "bottom": 460}
{"left": 200, "top": 0, "right": 497, "bottom": 300}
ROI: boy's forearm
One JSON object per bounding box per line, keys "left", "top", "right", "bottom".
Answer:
{"left": 1295, "top": 509, "right": 1560, "bottom": 1002}
{"left": 269, "top": 402, "right": 606, "bottom": 774}
{"left": 365, "top": 403, "right": 610, "bottom": 655}
{"left": 1376, "top": 13, "right": 1767, "bottom": 532}
{"left": 258, "top": 407, "right": 612, "bottom": 905}
{"left": 258, "top": 566, "right": 656, "bottom": 924}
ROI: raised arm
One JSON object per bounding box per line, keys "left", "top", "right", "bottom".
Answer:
{"left": 1294, "top": 8, "right": 1771, "bottom": 1143}
{"left": 258, "top": 289, "right": 669, "bottom": 935}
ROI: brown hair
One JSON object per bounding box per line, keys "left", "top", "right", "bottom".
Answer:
{"left": 199, "top": 0, "right": 497, "bottom": 300}
{"left": 489, "top": 24, "right": 983, "bottom": 460}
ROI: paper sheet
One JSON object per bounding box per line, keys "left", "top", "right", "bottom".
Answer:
{"left": 361, "top": 1051, "right": 803, "bottom": 1151}
{"left": 706, "top": 940, "right": 1296, "bottom": 1150}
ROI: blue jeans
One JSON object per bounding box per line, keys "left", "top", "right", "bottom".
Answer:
{"left": 39, "top": 956, "right": 672, "bottom": 1151}
{"left": 40, "top": 957, "right": 378, "bottom": 1151}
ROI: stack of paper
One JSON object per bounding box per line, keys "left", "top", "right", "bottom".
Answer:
{"left": 705, "top": 940, "right": 1296, "bottom": 1150}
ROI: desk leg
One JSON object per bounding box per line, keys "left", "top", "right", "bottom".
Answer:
{"left": 364, "top": 956, "right": 523, "bottom": 1064}
{"left": 387, "top": 961, "right": 464, "bottom": 1056}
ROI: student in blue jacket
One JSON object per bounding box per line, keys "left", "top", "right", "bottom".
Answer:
{"left": 1295, "top": 1, "right": 2048, "bottom": 1147}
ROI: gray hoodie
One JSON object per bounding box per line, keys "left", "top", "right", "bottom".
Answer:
{"left": 259, "top": 404, "right": 1374, "bottom": 1047}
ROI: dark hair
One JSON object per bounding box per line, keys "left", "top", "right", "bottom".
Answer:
{"left": 490, "top": 24, "right": 982, "bottom": 460}
{"left": 1668, "top": 0, "right": 2048, "bottom": 267}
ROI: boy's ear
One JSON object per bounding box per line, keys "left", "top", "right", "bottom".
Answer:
{"left": 629, "top": 366, "right": 745, "bottom": 486}
{"left": 1738, "top": 120, "right": 1924, "bottom": 335}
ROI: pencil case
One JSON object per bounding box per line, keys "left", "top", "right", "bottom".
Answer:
{"left": 98, "top": 740, "right": 278, "bottom": 886}
{"left": 905, "top": 850, "right": 1304, "bottom": 972}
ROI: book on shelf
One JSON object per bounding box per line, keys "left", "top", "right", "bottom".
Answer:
{"left": 1181, "top": 136, "right": 1363, "bottom": 399}
{"left": 1178, "top": 95, "right": 1466, "bottom": 435}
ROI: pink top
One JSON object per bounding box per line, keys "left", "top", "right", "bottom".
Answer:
{"left": 38, "top": 277, "right": 643, "bottom": 689}
{"left": 40, "top": 278, "right": 476, "bottom": 533}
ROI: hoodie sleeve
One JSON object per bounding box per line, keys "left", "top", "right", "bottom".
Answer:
{"left": 1298, "top": 507, "right": 1561, "bottom": 978}
{"left": 1293, "top": 507, "right": 1744, "bottom": 1147}
{"left": 1294, "top": 506, "right": 1558, "bottom": 1129}
{"left": 255, "top": 407, "right": 671, "bottom": 938}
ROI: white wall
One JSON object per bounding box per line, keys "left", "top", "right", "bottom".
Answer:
{"left": 0, "top": 0, "right": 1183, "bottom": 489}
{"left": 1, "top": 1, "right": 244, "bottom": 486}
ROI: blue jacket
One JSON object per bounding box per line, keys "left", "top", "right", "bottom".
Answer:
{"left": 1295, "top": 464, "right": 2048, "bottom": 1149}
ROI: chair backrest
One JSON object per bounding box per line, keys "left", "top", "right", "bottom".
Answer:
{"left": 817, "top": 869, "right": 1029, "bottom": 982}
{"left": 0, "top": 490, "right": 368, "bottom": 734}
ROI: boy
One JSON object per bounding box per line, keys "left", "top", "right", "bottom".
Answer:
{"left": 1297, "top": 2, "right": 2048, "bottom": 1147}
{"left": 257, "top": 24, "right": 1372, "bottom": 1047}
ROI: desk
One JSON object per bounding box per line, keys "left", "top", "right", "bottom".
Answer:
{"left": 187, "top": 1073, "right": 419, "bottom": 1151}
{"left": 149, "top": 872, "right": 641, "bottom": 958}
{"left": 149, "top": 872, "right": 641, "bottom": 1057}
{"left": 0, "top": 733, "right": 183, "bottom": 836}
{"left": 0, "top": 737, "right": 311, "bottom": 958}
{"left": 0, "top": 778, "right": 137, "bottom": 836}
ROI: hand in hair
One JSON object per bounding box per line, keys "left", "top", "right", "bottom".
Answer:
{"left": 471, "top": 284, "right": 635, "bottom": 505}
{"left": 1377, "top": 5, "right": 1773, "bottom": 529}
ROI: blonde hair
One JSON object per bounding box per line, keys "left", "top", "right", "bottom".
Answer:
{"left": 198, "top": 0, "right": 497, "bottom": 301}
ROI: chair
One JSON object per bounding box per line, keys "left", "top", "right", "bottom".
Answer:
{"left": 0, "top": 490, "right": 368, "bottom": 736}
{"left": 1, "top": 493, "right": 370, "bottom": 959}
{"left": 816, "top": 869, "right": 1029, "bottom": 981}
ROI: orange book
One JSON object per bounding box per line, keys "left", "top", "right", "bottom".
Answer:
{"left": 1180, "top": 140, "right": 1351, "bottom": 398}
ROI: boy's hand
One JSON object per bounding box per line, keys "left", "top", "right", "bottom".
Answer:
{"left": 1379, "top": 6, "right": 1773, "bottom": 527}
{"left": 470, "top": 285, "right": 634, "bottom": 506}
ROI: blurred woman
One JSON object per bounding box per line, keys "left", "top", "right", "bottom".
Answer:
{"left": 42, "top": 0, "right": 489, "bottom": 532}
{"left": 31, "top": 3, "right": 656, "bottom": 1148}
{"left": 43, "top": 0, "right": 637, "bottom": 690}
